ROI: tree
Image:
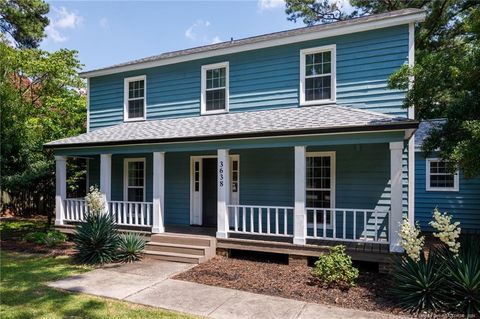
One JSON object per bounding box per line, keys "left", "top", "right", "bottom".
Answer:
{"left": 0, "top": 1, "right": 86, "bottom": 222}
{"left": 0, "top": 0, "right": 49, "bottom": 48}
{"left": 285, "top": 0, "right": 480, "bottom": 177}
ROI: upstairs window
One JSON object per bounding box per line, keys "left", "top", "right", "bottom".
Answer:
{"left": 426, "top": 158, "right": 459, "bottom": 192}
{"left": 124, "top": 158, "right": 146, "bottom": 202}
{"left": 201, "top": 62, "right": 229, "bottom": 115}
{"left": 300, "top": 45, "right": 336, "bottom": 106}
{"left": 124, "top": 75, "right": 146, "bottom": 121}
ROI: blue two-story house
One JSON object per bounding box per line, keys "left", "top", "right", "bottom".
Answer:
{"left": 46, "top": 9, "right": 426, "bottom": 265}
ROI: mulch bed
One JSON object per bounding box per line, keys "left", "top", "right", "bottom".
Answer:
{"left": 1, "top": 239, "right": 76, "bottom": 257}
{"left": 174, "top": 256, "right": 464, "bottom": 319}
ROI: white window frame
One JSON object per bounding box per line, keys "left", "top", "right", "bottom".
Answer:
{"left": 300, "top": 44, "right": 336, "bottom": 106}
{"left": 426, "top": 158, "right": 459, "bottom": 192}
{"left": 201, "top": 62, "right": 229, "bottom": 115}
{"left": 124, "top": 75, "right": 147, "bottom": 122}
{"left": 305, "top": 151, "right": 336, "bottom": 229}
{"left": 123, "top": 158, "right": 146, "bottom": 202}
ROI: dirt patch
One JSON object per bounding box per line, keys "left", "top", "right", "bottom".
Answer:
{"left": 174, "top": 256, "right": 463, "bottom": 319}
{"left": 1, "top": 239, "right": 76, "bottom": 257}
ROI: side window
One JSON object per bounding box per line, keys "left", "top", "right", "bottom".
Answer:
{"left": 300, "top": 45, "right": 336, "bottom": 106}
{"left": 124, "top": 75, "right": 146, "bottom": 121}
{"left": 426, "top": 158, "right": 459, "bottom": 191}
{"left": 124, "top": 158, "right": 146, "bottom": 202}
{"left": 201, "top": 62, "right": 229, "bottom": 115}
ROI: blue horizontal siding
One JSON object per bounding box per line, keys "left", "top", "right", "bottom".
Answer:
{"left": 415, "top": 152, "right": 480, "bottom": 231}
{"left": 89, "top": 25, "right": 408, "bottom": 130}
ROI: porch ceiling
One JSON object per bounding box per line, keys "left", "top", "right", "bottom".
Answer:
{"left": 45, "top": 104, "right": 418, "bottom": 149}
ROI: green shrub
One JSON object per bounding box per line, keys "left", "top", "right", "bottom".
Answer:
{"left": 24, "top": 230, "right": 67, "bottom": 247}
{"left": 311, "top": 245, "right": 359, "bottom": 289}
{"left": 392, "top": 252, "right": 448, "bottom": 313}
{"left": 73, "top": 212, "right": 120, "bottom": 264}
{"left": 117, "top": 233, "right": 146, "bottom": 263}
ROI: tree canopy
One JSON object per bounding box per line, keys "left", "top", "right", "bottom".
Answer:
{"left": 285, "top": 0, "right": 480, "bottom": 177}
{"left": 0, "top": 0, "right": 86, "bottom": 218}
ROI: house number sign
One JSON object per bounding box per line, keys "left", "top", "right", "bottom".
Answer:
{"left": 219, "top": 160, "right": 224, "bottom": 187}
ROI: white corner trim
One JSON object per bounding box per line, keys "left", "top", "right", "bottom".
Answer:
{"left": 407, "top": 22, "right": 415, "bottom": 120}
{"left": 425, "top": 158, "right": 459, "bottom": 192}
{"left": 201, "top": 62, "right": 229, "bottom": 115}
{"left": 81, "top": 11, "right": 426, "bottom": 78}
{"left": 299, "top": 44, "right": 336, "bottom": 106}
{"left": 123, "top": 157, "right": 147, "bottom": 202}
{"left": 124, "top": 75, "right": 147, "bottom": 122}
{"left": 86, "top": 78, "right": 90, "bottom": 133}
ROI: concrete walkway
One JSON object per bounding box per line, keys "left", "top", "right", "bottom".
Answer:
{"left": 48, "top": 259, "right": 409, "bottom": 319}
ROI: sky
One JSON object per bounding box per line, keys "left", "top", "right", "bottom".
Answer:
{"left": 40, "top": 0, "right": 309, "bottom": 71}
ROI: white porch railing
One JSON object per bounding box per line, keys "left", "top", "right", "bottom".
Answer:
{"left": 227, "top": 205, "right": 294, "bottom": 237}
{"left": 63, "top": 198, "right": 153, "bottom": 227}
{"left": 305, "top": 207, "right": 390, "bottom": 244}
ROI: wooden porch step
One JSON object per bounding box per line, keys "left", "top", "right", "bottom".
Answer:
{"left": 150, "top": 233, "right": 214, "bottom": 247}
{"left": 143, "top": 250, "right": 207, "bottom": 264}
{"left": 145, "top": 242, "right": 208, "bottom": 256}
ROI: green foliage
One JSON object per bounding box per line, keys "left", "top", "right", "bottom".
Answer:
{"left": 117, "top": 233, "right": 146, "bottom": 263}
{"left": 392, "top": 252, "right": 448, "bottom": 313}
{"left": 0, "top": 0, "right": 49, "bottom": 48}
{"left": 440, "top": 236, "right": 480, "bottom": 317}
{"left": 24, "top": 230, "right": 67, "bottom": 246}
{"left": 311, "top": 245, "right": 359, "bottom": 289}
{"left": 73, "top": 212, "right": 120, "bottom": 265}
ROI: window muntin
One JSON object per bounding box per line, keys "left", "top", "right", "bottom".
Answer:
{"left": 124, "top": 76, "right": 146, "bottom": 121}
{"left": 124, "top": 159, "right": 146, "bottom": 202}
{"left": 201, "top": 62, "right": 229, "bottom": 114}
{"left": 306, "top": 153, "right": 335, "bottom": 226}
{"left": 300, "top": 45, "right": 336, "bottom": 105}
{"left": 426, "top": 158, "right": 459, "bottom": 191}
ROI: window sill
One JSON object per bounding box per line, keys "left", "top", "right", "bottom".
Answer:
{"left": 300, "top": 99, "right": 336, "bottom": 106}
{"left": 124, "top": 117, "right": 146, "bottom": 122}
{"left": 201, "top": 110, "right": 228, "bottom": 116}
{"left": 426, "top": 187, "right": 459, "bottom": 192}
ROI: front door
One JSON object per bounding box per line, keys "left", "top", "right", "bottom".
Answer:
{"left": 202, "top": 158, "right": 218, "bottom": 227}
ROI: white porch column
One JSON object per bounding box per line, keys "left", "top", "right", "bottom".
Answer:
{"left": 55, "top": 156, "right": 67, "bottom": 226}
{"left": 217, "top": 149, "right": 230, "bottom": 239}
{"left": 100, "top": 154, "right": 112, "bottom": 209}
{"left": 152, "top": 152, "right": 165, "bottom": 233}
{"left": 294, "top": 146, "right": 307, "bottom": 245}
{"left": 389, "top": 142, "right": 404, "bottom": 252}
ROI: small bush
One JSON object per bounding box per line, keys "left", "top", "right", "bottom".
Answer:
{"left": 24, "top": 230, "right": 67, "bottom": 247}
{"left": 392, "top": 251, "right": 448, "bottom": 313}
{"left": 117, "top": 233, "right": 146, "bottom": 263}
{"left": 73, "top": 212, "right": 120, "bottom": 264}
{"left": 311, "top": 245, "right": 359, "bottom": 289}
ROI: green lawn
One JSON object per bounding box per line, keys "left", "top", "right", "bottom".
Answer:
{"left": 0, "top": 245, "right": 194, "bottom": 318}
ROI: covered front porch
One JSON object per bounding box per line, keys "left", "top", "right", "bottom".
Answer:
{"left": 53, "top": 137, "right": 406, "bottom": 255}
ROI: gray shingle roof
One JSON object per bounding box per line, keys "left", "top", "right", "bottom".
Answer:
{"left": 45, "top": 105, "right": 417, "bottom": 148}
{"left": 80, "top": 8, "right": 425, "bottom": 77}
{"left": 415, "top": 119, "right": 445, "bottom": 150}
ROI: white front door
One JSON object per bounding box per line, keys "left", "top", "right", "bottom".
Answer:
{"left": 190, "top": 155, "right": 240, "bottom": 226}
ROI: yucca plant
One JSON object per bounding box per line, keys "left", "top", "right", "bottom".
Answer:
{"left": 73, "top": 212, "right": 120, "bottom": 264}
{"left": 117, "top": 233, "right": 146, "bottom": 263}
{"left": 392, "top": 252, "right": 448, "bottom": 313}
{"left": 441, "top": 235, "right": 480, "bottom": 317}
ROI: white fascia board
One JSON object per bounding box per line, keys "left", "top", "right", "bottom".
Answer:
{"left": 81, "top": 12, "right": 426, "bottom": 78}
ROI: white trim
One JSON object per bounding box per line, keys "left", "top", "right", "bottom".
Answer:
{"left": 152, "top": 152, "right": 165, "bottom": 233}
{"left": 407, "top": 22, "right": 416, "bottom": 224}
{"left": 86, "top": 78, "right": 90, "bottom": 132}
{"left": 124, "top": 75, "right": 147, "bottom": 122}
{"left": 425, "top": 158, "right": 459, "bottom": 192}
{"left": 201, "top": 62, "right": 229, "bottom": 115}
{"left": 81, "top": 11, "right": 425, "bottom": 78}
{"left": 123, "top": 157, "right": 147, "bottom": 202}
{"left": 294, "top": 146, "right": 307, "bottom": 245}
{"left": 189, "top": 154, "right": 239, "bottom": 226}
{"left": 305, "top": 151, "right": 336, "bottom": 229}
{"left": 299, "top": 45, "right": 336, "bottom": 106}
{"left": 55, "top": 156, "right": 67, "bottom": 226}
{"left": 100, "top": 154, "right": 112, "bottom": 202}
